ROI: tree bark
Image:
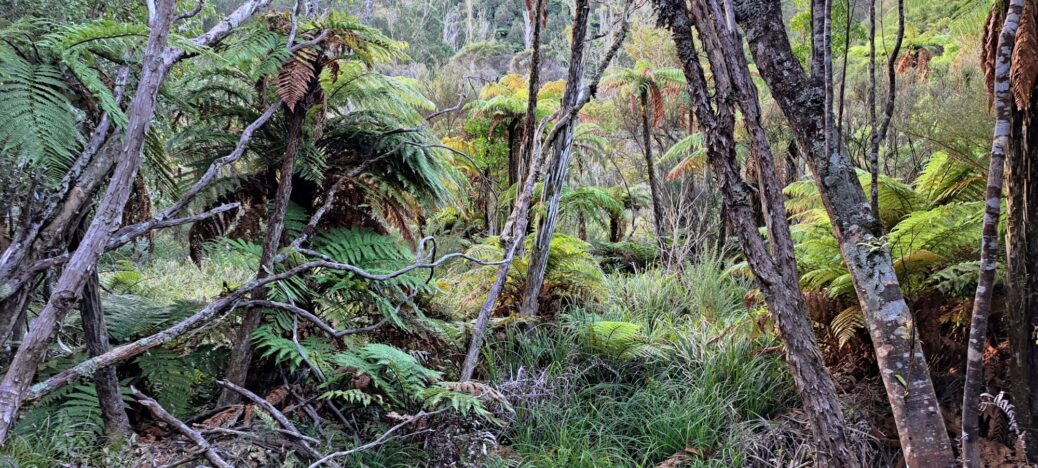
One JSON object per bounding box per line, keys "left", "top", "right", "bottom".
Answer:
{"left": 640, "top": 90, "right": 668, "bottom": 249}
{"left": 656, "top": 0, "right": 858, "bottom": 465}
{"left": 517, "top": 0, "right": 591, "bottom": 318}
{"left": 1007, "top": 22, "right": 1038, "bottom": 459}
{"left": 219, "top": 104, "right": 306, "bottom": 406}
{"left": 867, "top": 0, "right": 879, "bottom": 215}
{"left": 460, "top": 0, "right": 547, "bottom": 381}
{"left": 733, "top": 1, "right": 955, "bottom": 465}
{"left": 80, "top": 271, "right": 133, "bottom": 440}
{"left": 962, "top": 1, "right": 1024, "bottom": 465}
{"left": 0, "top": 0, "right": 179, "bottom": 443}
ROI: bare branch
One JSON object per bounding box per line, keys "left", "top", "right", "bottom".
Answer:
{"left": 424, "top": 93, "right": 466, "bottom": 122}
{"left": 172, "top": 0, "right": 205, "bottom": 22}
{"left": 107, "top": 202, "right": 240, "bottom": 250}
{"left": 215, "top": 380, "right": 323, "bottom": 460}
{"left": 25, "top": 242, "right": 505, "bottom": 401}
{"left": 131, "top": 387, "right": 232, "bottom": 468}
{"left": 308, "top": 410, "right": 443, "bottom": 467}
{"left": 243, "top": 300, "right": 390, "bottom": 337}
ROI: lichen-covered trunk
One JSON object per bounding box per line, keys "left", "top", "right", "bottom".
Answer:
{"left": 962, "top": 1, "right": 1024, "bottom": 465}
{"left": 734, "top": 0, "right": 954, "bottom": 465}
{"left": 518, "top": 0, "right": 590, "bottom": 318}
{"left": 219, "top": 105, "right": 305, "bottom": 406}
{"left": 0, "top": 0, "right": 177, "bottom": 443}
{"left": 657, "top": 0, "right": 858, "bottom": 465}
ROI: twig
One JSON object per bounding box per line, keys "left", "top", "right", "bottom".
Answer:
{"left": 215, "top": 380, "right": 324, "bottom": 460}
{"left": 131, "top": 387, "right": 232, "bottom": 468}
{"left": 308, "top": 410, "right": 444, "bottom": 467}
{"left": 424, "top": 93, "right": 466, "bottom": 122}
{"left": 172, "top": 0, "right": 205, "bottom": 22}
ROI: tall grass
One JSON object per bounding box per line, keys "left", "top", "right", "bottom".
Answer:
{"left": 482, "top": 256, "right": 794, "bottom": 467}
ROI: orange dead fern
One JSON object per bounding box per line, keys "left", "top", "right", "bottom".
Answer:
{"left": 1011, "top": 1, "right": 1038, "bottom": 110}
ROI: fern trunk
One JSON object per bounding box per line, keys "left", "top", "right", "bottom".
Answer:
{"left": 963, "top": 1, "right": 1025, "bottom": 465}
{"left": 1007, "top": 24, "right": 1038, "bottom": 461}
{"left": 220, "top": 104, "right": 307, "bottom": 406}
{"left": 735, "top": 0, "right": 955, "bottom": 465}
{"left": 657, "top": 0, "right": 859, "bottom": 465}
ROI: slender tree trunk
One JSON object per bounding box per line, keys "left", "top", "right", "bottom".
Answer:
{"left": 869, "top": 0, "right": 906, "bottom": 220}
{"left": 658, "top": 0, "right": 858, "bottom": 465}
{"left": 80, "top": 271, "right": 132, "bottom": 440}
{"left": 0, "top": 0, "right": 178, "bottom": 443}
{"left": 962, "top": 1, "right": 1024, "bottom": 465}
{"left": 460, "top": 0, "right": 547, "bottom": 381}
{"left": 518, "top": 0, "right": 591, "bottom": 318}
{"left": 507, "top": 122, "right": 521, "bottom": 188}
{"left": 867, "top": 0, "right": 879, "bottom": 215}
{"left": 68, "top": 208, "right": 132, "bottom": 440}
{"left": 640, "top": 90, "right": 667, "bottom": 248}
{"left": 219, "top": 105, "right": 305, "bottom": 406}
{"left": 734, "top": 1, "right": 955, "bottom": 465}
{"left": 811, "top": 0, "right": 826, "bottom": 77}
{"left": 465, "top": 0, "right": 473, "bottom": 43}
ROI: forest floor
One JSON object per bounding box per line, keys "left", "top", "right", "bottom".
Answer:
{"left": 2, "top": 236, "right": 1013, "bottom": 466}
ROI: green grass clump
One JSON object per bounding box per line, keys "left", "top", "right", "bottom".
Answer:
{"left": 482, "top": 260, "right": 794, "bottom": 467}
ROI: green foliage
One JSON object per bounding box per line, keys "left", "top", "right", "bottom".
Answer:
{"left": 135, "top": 347, "right": 219, "bottom": 416}
{"left": 436, "top": 234, "right": 607, "bottom": 318}
{"left": 0, "top": 44, "right": 81, "bottom": 180}
{"left": 584, "top": 321, "right": 657, "bottom": 360}
{"left": 101, "top": 295, "right": 201, "bottom": 342}
{"left": 481, "top": 266, "right": 787, "bottom": 467}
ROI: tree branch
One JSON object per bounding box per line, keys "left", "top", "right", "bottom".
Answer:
{"left": 131, "top": 387, "right": 232, "bottom": 468}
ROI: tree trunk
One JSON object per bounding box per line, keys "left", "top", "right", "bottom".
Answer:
{"left": 640, "top": 90, "right": 667, "bottom": 248}
{"left": 460, "top": 0, "right": 547, "bottom": 381}
{"left": 507, "top": 121, "right": 521, "bottom": 188}
{"left": 733, "top": 1, "right": 955, "bottom": 465}
{"left": 80, "top": 271, "right": 132, "bottom": 440}
{"left": 517, "top": 0, "right": 590, "bottom": 318}
{"left": 867, "top": 0, "right": 879, "bottom": 215}
{"left": 0, "top": 0, "right": 178, "bottom": 443}
{"left": 219, "top": 105, "right": 306, "bottom": 406}
{"left": 657, "top": 0, "right": 858, "bottom": 465}
{"left": 1007, "top": 81, "right": 1038, "bottom": 464}
{"left": 962, "top": 1, "right": 1024, "bottom": 465}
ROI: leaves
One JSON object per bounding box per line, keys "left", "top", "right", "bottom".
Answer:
{"left": 0, "top": 51, "right": 81, "bottom": 180}
{"left": 1011, "top": 1, "right": 1038, "bottom": 109}
{"left": 276, "top": 47, "right": 317, "bottom": 111}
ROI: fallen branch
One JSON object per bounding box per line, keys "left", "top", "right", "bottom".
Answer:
{"left": 27, "top": 239, "right": 504, "bottom": 401}
{"left": 215, "top": 380, "right": 323, "bottom": 460}
{"left": 308, "top": 410, "right": 443, "bottom": 468}
{"left": 131, "top": 387, "right": 232, "bottom": 468}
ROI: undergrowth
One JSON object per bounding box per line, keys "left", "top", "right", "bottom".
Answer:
{"left": 480, "top": 257, "right": 794, "bottom": 467}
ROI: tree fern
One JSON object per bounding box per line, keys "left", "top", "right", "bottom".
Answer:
{"left": 102, "top": 295, "right": 202, "bottom": 342}
{"left": 0, "top": 50, "right": 81, "bottom": 179}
